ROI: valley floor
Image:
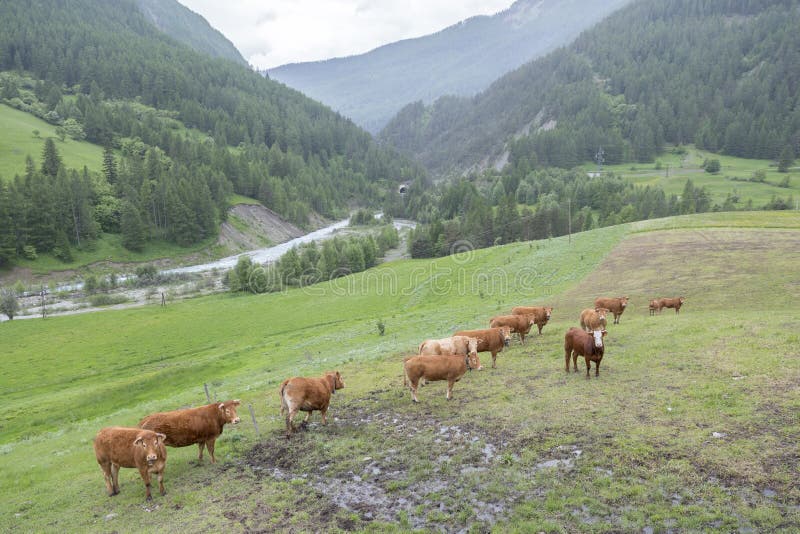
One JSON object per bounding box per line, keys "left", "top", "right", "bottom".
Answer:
{"left": 1, "top": 212, "right": 798, "bottom": 532}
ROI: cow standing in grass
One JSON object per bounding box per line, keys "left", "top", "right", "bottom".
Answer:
{"left": 139, "top": 400, "right": 241, "bottom": 463}
{"left": 419, "top": 335, "right": 479, "bottom": 357}
{"left": 660, "top": 297, "right": 685, "bottom": 314}
{"left": 403, "top": 352, "right": 481, "bottom": 402}
{"left": 511, "top": 306, "right": 553, "bottom": 335}
{"left": 280, "top": 371, "right": 345, "bottom": 437}
{"left": 580, "top": 308, "right": 608, "bottom": 332}
{"left": 594, "top": 297, "right": 628, "bottom": 324}
{"left": 564, "top": 327, "right": 607, "bottom": 378}
{"left": 489, "top": 314, "right": 535, "bottom": 344}
{"left": 93, "top": 427, "right": 167, "bottom": 501}
{"left": 453, "top": 326, "right": 512, "bottom": 368}
{"left": 649, "top": 299, "right": 662, "bottom": 315}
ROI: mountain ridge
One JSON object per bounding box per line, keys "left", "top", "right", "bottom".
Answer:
{"left": 268, "top": 0, "right": 632, "bottom": 133}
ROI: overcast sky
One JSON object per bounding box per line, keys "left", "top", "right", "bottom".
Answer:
{"left": 178, "top": 0, "right": 514, "bottom": 70}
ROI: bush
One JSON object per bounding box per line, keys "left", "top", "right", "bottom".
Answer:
{"left": 704, "top": 159, "right": 721, "bottom": 173}
{"left": 0, "top": 287, "right": 19, "bottom": 320}
{"left": 22, "top": 245, "right": 37, "bottom": 260}
{"left": 135, "top": 264, "right": 158, "bottom": 283}
{"left": 83, "top": 274, "right": 98, "bottom": 294}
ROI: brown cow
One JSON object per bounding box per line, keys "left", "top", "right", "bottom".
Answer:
{"left": 279, "top": 371, "right": 345, "bottom": 437}
{"left": 490, "top": 314, "right": 535, "bottom": 344}
{"left": 453, "top": 326, "right": 512, "bottom": 369}
{"left": 564, "top": 327, "right": 607, "bottom": 378}
{"left": 139, "top": 400, "right": 241, "bottom": 463}
{"left": 419, "top": 335, "right": 479, "bottom": 357}
{"left": 511, "top": 306, "right": 553, "bottom": 335}
{"left": 659, "top": 297, "right": 685, "bottom": 314}
{"left": 94, "top": 427, "right": 167, "bottom": 501}
{"left": 580, "top": 308, "right": 608, "bottom": 331}
{"left": 594, "top": 297, "right": 628, "bottom": 324}
{"left": 649, "top": 299, "right": 662, "bottom": 316}
{"left": 403, "top": 352, "right": 481, "bottom": 402}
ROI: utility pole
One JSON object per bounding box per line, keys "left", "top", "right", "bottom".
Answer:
{"left": 595, "top": 146, "right": 605, "bottom": 174}
{"left": 40, "top": 284, "right": 47, "bottom": 319}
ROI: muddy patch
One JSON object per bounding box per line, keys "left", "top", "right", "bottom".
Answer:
{"left": 243, "top": 390, "right": 587, "bottom": 532}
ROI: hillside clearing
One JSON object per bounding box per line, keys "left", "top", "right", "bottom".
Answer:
{"left": 1, "top": 212, "right": 798, "bottom": 532}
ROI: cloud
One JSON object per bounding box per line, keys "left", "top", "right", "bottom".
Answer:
{"left": 178, "top": 0, "right": 513, "bottom": 69}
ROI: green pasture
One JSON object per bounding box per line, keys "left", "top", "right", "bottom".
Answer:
{"left": 1, "top": 212, "right": 798, "bottom": 532}
{"left": 5, "top": 232, "right": 222, "bottom": 279}
{"left": 0, "top": 103, "right": 104, "bottom": 180}
{"left": 583, "top": 145, "right": 799, "bottom": 206}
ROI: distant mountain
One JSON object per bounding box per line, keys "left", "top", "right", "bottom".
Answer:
{"left": 268, "top": 0, "right": 632, "bottom": 133}
{"left": 380, "top": 0, "right": 800, "bottom": 176}
{"left": 135, "top": 0, "right": 247, "bottom": 66}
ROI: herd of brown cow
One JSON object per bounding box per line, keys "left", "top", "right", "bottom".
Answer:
{"left": 93, "top": 295, "right": 683, "bottom": 501}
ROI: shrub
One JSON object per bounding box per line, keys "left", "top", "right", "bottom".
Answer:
{"left": 704, "top": 159, "right": 721, "bottom": 173}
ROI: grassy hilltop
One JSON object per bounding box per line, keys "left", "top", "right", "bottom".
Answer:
{"left": 1, "top": 212, "right": 799, "bottom": 532}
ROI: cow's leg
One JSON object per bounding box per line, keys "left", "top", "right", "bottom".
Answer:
{"left": 491, "top": 350, "right": 498, "bottom": 369}
{"left": 206, "top": 438, "right": 217, "bottom": 463}
{"left": 573, "top": 352, "right": 579, "bottom": 372}
{"left": 595, "top": 360, "right": 600, "bottom": 377}
{"left": 565, "top": 349, "right": 571, "bottom": 372}
{"left": 446, "top": 380, "right": 455, "bottom": 400}
{"left": 303, "top": 410, "right": 312, "bottom": 424}
{"left": 139, "top": 467, "right": 153, "bottom": 501}
{"left": 111, "top": 463, "right": 121, "bottom": 495}
{"left": 286, "top": 406, "right": 298, "bottom": 436}
{"left": 586, "top": 358, "right": 591, "bottom": 378}
{"left": 99, "top": 461, "right": 114, "bottom": 496}
{"left": 197, "top": 441, "right": 205, "bottom": 462}
{"left": 320, "top": 406, "right": 328, "bottom": 424}
{"left": 410, "top": 378, "right": 420, "bottom": 403}
{"left": 538, "top": 324, "right": 543, "bottom": 335}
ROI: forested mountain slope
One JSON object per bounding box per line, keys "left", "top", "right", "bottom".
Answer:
{"left": 134, "top": 0, "right": 247, "bottom": 65}
{"left": 0, "top": 0, "right": 423, "bottom": 267}
{"left": 380, "top": 0, "right": 800, "bottom": 176}
{"left": 268, "top": 0, "right": 631, "bottom": 133}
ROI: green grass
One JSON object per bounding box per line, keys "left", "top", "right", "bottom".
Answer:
{"left": 582, "top": 145, "right": 799, "bottom": 206}
{"left": 8, "top": 232, "right": 221, "bottom": 277}
{"left": 0, "top": 103, "right": 105, "bottom": 180}
{"left": 1, "top": 211, "right": 799, "bottom": 532}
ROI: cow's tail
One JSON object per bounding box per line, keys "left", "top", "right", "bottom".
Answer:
{"left": 402, "top": 361, "right": 408, "bottom": 387}
{"left": 279, "top": 380, "right": 289, "bottom": 416}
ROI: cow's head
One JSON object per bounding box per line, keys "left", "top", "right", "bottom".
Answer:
{"left": 619, "top": 297, "right": 629, "bottom": 308}
{"left": 219, "top": 400, "right": 241, "bottom": 425}
{"left": 544, "top": 307, "right": 553, "bottom": 320}
{"left": 679, "top": 297, "right": 685, "bottom": 304}
{"left": 592, "top": 329, "right": 606, "bottom": 348}
{"left": 466, "top": 337, "right": 479, "bottom": 358}
{"left": 134, "top": 431, "right": 166, "bottom": 466}
{"left": 527, "top": 315, "right": 536, "bottom": 326}
{"left": 325, "top": 371, "right": 345, "bottom": 393}
{"left": 466, "top": 350, "right": 482, "bottom": 371}
{"left": 596, "top": 308, "right": 609, "bottom": 319}
{"left": 500, "top": 326, "right": 512, "bottom": 346}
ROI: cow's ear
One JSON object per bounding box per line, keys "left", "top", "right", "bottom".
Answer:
{"left": 233, "top": 399, "right": 241, "bottom": 406}
{"left": 218, "top": 403, "right": 225, "bottom": 410}
{"left": 156, "top": 433, "right": 167, "bottom": 442}
{"left": 602, "top": 330, "right": 608, "bottom": 336}
{"left": 134, "top": 437, "right": 144, "bottom": 447}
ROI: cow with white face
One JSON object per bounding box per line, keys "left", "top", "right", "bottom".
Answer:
{"left": 564, "top": 327, "right": 607, "bottom": 378}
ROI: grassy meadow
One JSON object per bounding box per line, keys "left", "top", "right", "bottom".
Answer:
{"left": 0, "top": 103, "right": 105, "bottom": 180}
{"left": 1, "top": 212, "right": 799, "bottom": 532}
{"left": 582, "top": 146, "right": 799, "bottom": 207}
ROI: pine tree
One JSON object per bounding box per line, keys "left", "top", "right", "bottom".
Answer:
{"left": 120, "top": 200, "right": 146, "bottom": 251}
{"left": 0, "top": 183, "right": 16, "bottom": 266}
{"left": 41, "top": 138, "right": 62, "bottom": 178}
{"left": 102, "top": 146, "right": 118, "bottom": 185}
